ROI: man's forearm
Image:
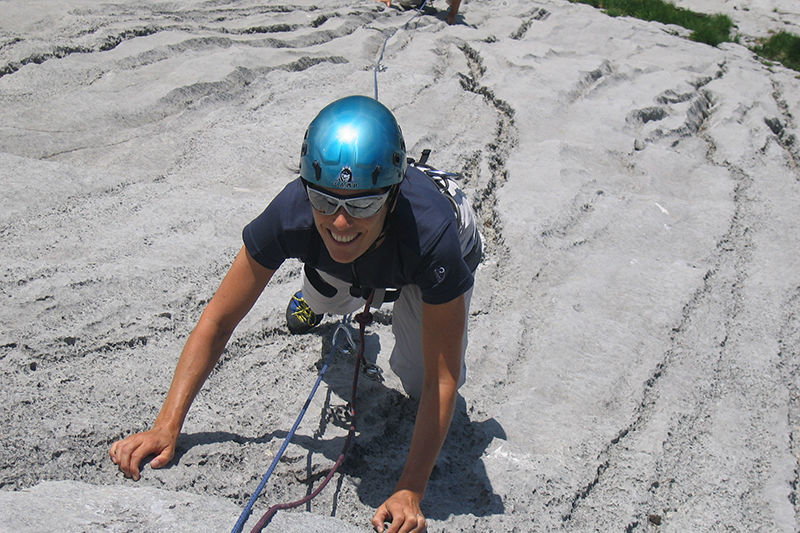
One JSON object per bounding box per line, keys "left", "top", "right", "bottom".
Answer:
{"left": 395, "top": 380, "right": 459, "bottom": 494}
{"left": 152, "top": 247, "right": 274, "bottom": 433}
{"left": 152, "top": 318, "right": 231, "bottom": 432}
{"left": 396, "top": 295, "right": 467, "bottom": 492}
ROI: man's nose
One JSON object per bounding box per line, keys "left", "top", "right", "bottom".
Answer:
{"left": 331, "top": 208, "right": 353, "bottom": 229}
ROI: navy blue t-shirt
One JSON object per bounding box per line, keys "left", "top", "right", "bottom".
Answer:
{"left": 242, "top": 166, "right": 474, "bottom": 305}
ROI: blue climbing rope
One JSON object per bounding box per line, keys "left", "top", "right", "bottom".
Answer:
{"left": 373, "top": 0, "right": 431, "bottom": 101}
{"left": 230, "top": 317, "right": 358, "bottom": 533}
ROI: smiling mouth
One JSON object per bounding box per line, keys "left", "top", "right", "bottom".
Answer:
{"left": 329, "top": 230, "right": 359, "bottom": 244}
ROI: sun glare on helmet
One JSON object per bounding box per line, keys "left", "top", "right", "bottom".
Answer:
{"left": 336, "top": 125, "right": 358, "bottom": 144}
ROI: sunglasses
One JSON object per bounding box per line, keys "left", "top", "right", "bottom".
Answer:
{"left": 305, "top": 183, "right": 391, "bottom": 219}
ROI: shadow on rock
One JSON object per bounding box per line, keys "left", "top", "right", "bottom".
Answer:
{"left": 339, "top": 393, "right": 506, "bottom": 520}
{"left": 167, "top": 324, "right": 505, "bottom": 521}
{"left": 314, "top": 328, "right": 506, "bottom": 520}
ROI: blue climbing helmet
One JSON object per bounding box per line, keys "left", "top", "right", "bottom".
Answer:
{"left": 299, "top": 95, "right": 407, "bottom": 190}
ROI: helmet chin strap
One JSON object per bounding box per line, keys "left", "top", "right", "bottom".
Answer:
{"left": 360, "top": 183, "right": 400, "bottom": 257}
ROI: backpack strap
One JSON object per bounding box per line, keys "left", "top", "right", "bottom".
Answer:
{"left": 418, "top": 148, "right": 431, "bottom": 166}
{"left": 409, "top": 151, "right": 464, "bottom": 227}
{"left": 409, "top": 149, "right": 483, "bottom": 272}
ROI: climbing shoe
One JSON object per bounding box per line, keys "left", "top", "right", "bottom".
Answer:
{"left": 286, "top": 290, "right": 324, "bottom": 334}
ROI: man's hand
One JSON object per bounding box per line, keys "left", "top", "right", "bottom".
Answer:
{"left": 372, "top": 489, "right": 427, "bottom": 532}
{"left": 109, "top": 248, "right": 274, "bottom": 482}
{"left": 109, "top": 427, "right": 177, "bottom": 481}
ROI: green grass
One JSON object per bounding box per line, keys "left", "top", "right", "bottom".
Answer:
{"left": 570, "top": 0, "right": 800, "bottom": 72}
{"left": 571, "top": 0, "right": 733, "bottom": 46}
{"left": 753, "top": 32, "right": 800, "bottom": 71}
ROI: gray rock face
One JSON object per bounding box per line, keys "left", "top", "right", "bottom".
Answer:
{"left": 1, "top": 1, "right": 799, "bottom": 532}
{"left": 0, "top": 480, "right": 361, "bottom": 532}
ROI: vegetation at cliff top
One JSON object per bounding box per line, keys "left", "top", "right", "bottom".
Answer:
{"left": 571, "top": 0, "right": 800, "bottom": 72}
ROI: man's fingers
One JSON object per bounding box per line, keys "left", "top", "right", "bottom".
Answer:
{"left": 113, "top": 437, "right": 145, "bottom": 479}
{"left": 373, "top": 491, "right": 426, "bottom": 532}
{"left": 111, "top": 439, "right": 129, "bottom": 471}
{"left": 372, "top": 511, "right": 425, "bottom": 532}
{"left": 118, "top": 440, "right": 140, "bottom": 479}
{"left": 150, "top": 447, "right": 173, "bottom": 469}
{"left": 394, "top": 513, "right": 426, "bottom": 533}
{"left": 386, "top": 515, "right": 402, "bottom": 533}
{"left": 393, "top": 516, "right": 424, "bottom": 533}
{"left": 110, "top": 429, "right": 177, "bottom": 481}
{"left": 371, "top": 506, "right": 389, "bottom": 532}
{"left": 128, "top": 443, "right": 155, "bottom": 481}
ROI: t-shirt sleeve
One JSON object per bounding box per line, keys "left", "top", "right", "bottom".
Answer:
{"left": 415, "top": 218, "right": 474, "bottom": 305}
{"left": 242, "top": 180, "right": 311, "bottom": 270}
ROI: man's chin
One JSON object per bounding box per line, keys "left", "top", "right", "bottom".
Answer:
{"left": 324, "top": 240, "right": 363, "bottom": 264}
{"left": 330, "top": 253, "right": 360, "bottom": 264}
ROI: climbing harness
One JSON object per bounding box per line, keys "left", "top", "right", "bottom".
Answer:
{"left": 231, "top": 292, "right": 376, "bottom": 532}
{"left": 373, "top": 0, "right": 431, "bottom": 101}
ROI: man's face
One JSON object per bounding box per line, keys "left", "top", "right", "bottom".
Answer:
{"left": 311, "top": 186, "right": 390, "bottom": 264}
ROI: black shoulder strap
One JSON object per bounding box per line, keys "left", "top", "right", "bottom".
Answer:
{"left": 418, "top": 148, "right": 431, "bottom": 166}
{"left": 408, "top": 148, "right": 464, "bottom": 228}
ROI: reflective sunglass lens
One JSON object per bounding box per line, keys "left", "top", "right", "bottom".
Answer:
{"left": 306, "top": 188, "right": 389, "bottom": 219}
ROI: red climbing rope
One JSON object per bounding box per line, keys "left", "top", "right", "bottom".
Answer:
{"left": 250, "top": 292, "right": 375, "bottom": 532}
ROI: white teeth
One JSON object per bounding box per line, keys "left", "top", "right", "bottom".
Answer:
{"left": 330, "top": 231, "right": 357, "bottom": 243}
